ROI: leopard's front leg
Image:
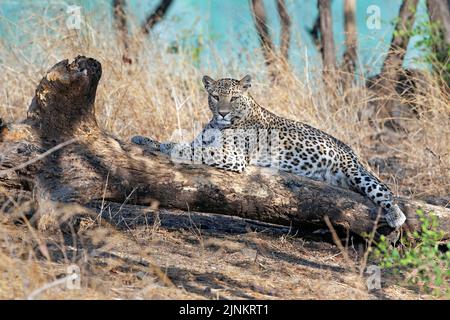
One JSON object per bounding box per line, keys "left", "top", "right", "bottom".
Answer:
{"left": 131, "top": 135, "right": 162, "bottom": 152}
{"left": 131, "top": 135, "right": 180, "bottom": 155}
{"left": 131, "top": 129, "right": 250, "bottom": 173}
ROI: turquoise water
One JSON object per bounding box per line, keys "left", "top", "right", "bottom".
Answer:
{"left": 0, "top": 0, "right": 429, "bottom": 76}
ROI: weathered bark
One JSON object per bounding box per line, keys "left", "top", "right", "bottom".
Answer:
{"left": 141, "top": 0, "right": 174, "bottom": 34}
{"left": 277, "top": 0, "right": 292, "bottom": 62}
{"left": 318, "top": 0, "right": 337, "bottom": 76}
{"left": 1, "top": 57, "right": 449, "bottom": 240}
{"left": 341, "top": 0, "right": 357, "bottom": 88}
{"left": 368, "top": 0, "right": 419, "bottom": 130}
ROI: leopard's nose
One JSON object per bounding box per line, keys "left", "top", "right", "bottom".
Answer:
{"left": 218, "top": 110, "right": 230, "bottom": 117}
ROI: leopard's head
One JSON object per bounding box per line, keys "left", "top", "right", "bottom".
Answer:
{"left": 202, "top": 75, "right": 252, "bottom": 129}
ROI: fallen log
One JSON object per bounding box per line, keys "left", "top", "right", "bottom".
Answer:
{"left": 0, "top": 56, "right": 449, "bottom": 239}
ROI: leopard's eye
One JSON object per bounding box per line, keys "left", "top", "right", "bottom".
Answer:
{"left": 230, "top": 96, "right": 239, "bottom": 102}
{"left": 211, "top": 95, "right": 219, "bottom": 101}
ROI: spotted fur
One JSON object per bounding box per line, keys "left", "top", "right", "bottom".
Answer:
{"left": 132, "top": 75, "right": 406, "bottom": 228}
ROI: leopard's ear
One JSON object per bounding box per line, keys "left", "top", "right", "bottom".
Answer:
{"left": 239, "top": 75, "right": 251, "bottom": 90}
{"left": 202, "top": 75, "right": 216, "bottom": 92}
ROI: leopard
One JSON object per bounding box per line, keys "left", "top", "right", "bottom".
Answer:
{"left": 132, "top": 75, "right": 407, "bottom": 229}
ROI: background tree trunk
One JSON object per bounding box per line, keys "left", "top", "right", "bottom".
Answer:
{"left": 426, "top": 0, "right": 450, "bottom": 86}
{"left": 112, "top": 0, "right": 132, "bottom": 64}
{"left": 1, "top": 57, "right": 449, "bottom": 239}
{"left": 318, "top": 0, "right": 337, "bottom": 77}
{"left": 427, "top": 0, "right": 450, "bottom": 44}
{"left": 277, "top": 0, "right": 292, "bottom": 62}
{"left": 309, "top": 14, "right": 321, "bottom": 51}
{"left": 341, "top": 0, "right": 357, "bottom": 88}
{"left": 250, "top": 0, "right": 293, "bottom": 78}
{"left": 367, "top": 0, "right": 419, "bottom": 130}
{"left": 113, "top": 0, "right": 128, "bottom": 48}
{"left": 380, "top": 0, "right": 419, "bottom": 77}
{"left": 251, "top": 0, "right": 276, "bottom": 73}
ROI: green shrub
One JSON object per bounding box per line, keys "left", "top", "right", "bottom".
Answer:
{"left": 373, "top": 210, "right": 450, "bottom": 298}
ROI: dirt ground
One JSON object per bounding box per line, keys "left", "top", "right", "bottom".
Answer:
{"left": 0, "top": 200, "right": 430, "bottom": 300}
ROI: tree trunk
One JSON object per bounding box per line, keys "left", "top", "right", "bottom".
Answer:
{"left": 369, "top": 0, "right": 419, "bottom": 130}
{"left": 250, "top": 0, "right": 276, "bottom": 71}
{"left": 250, "top": 0, "right": 293, "bottom": 78}
{"left": 341, "top": 0, "right": 357, "bottom": 88}
{"left": 113, "top": 0, "right": 128, "bottom": 48}
{"left": 381, "top": 0, "right": 419, "bottom": 81}
{"left": 112, "top": 0, "right": 132, "bottom": 64}
{"left": 141, "top": 0, "right": 174, "bottom": 34}
{"left": 309, "top": 13, "right": 321, "bottom": 51}
{"left": 318, "top": 0, "right": 337, "bottom": 77}
{"left": 427, "top": 0, "right": 450, "bottom": 45}
{"left": 277, "top": 0, "right": 292, "bottom": 62}
{"left": 1, "top": 57, "right": 449, "bottom": 240}
{"left": 426, "top": 0, "right": 450, "bottom": 85}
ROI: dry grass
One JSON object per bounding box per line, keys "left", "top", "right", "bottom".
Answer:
{"left": 0, "top": 5, "right": 449, "bottom": 299}
{"left": 0, "top": 207, "right": 426, "bottom": 300}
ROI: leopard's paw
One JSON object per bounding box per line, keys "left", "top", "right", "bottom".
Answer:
{"left": 384, "top": 204, "right": 406, "bottom": 229}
